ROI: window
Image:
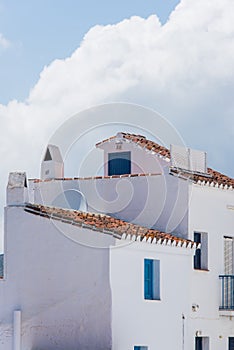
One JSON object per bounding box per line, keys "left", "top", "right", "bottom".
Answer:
{"left": 144, "top": 259, "right": 160, "bottom": 300}
{"left": 229, "top": 337, "right": 234, "bottom": 350}
{"left": 194, "top": 232, "right": 208, "bottom": 270}
{"left": 222, "top": 237, "right": 234, "bottom": 310}
{"left": 195, "top": 337, "right": 202, "bottom": 350}
{"left": 134, "top": 347, "right": 148, "bottom": 350}
{"left": 195, "top": 337, "right": 209, "bottom": 350}
{"left": 224, "top": 236, "right": 234, "bottom": 275}
{"left": 108, "top": 151, "right": 131, "bottom": 176}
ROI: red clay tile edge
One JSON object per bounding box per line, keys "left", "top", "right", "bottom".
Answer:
{"left": 24, "top": 203, "right": 198, "bottom": 250}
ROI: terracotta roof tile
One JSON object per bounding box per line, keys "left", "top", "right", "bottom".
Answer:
{"left": 96, "top": 132, "right": 234, "bottom": 188}
{"left": 30, "top": 173, "right": 161, "bottom": 183}
{"left": 170, "top": 167, "right": 234, "bottom": 188}
{"left": 24, "top": 203, "right": 197, "bottom": 249}
{"left": 96, "top": 132, "right": 170, "bottom": 158}
{"left": 32, "top": 133, "right": 234, "bottom": 189}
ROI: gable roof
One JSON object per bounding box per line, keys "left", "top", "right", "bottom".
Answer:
{"left": 24, "top": 203, "right": 198, "bottom": 250}
{"left": 96, "top": 132, "right": 234, "bottom": 189}
{"left": 96, "top": 132, "right": 171, "bottom": 159}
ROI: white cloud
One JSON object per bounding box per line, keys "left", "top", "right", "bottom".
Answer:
{"left": 0, "top": 0, "right": 234, "bottom": 250}
{"left": 0, "top": 33, "right": 10, "bottom": 49}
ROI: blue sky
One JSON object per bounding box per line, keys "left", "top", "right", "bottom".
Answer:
{"left": 0, "top": 0, "right": 179, "bottom": 104}
{"left": 0, "top": 0, "right": 234, "bottom": 251}
{"left": 0, "top": 0, "right": 233, "bottom": 177}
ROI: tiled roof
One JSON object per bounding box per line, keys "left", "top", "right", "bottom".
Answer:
{"left": 196, "top": 168, "right": 234, "bottom": 188}
{"left": 30, "top": 173, "right": 161, "bottom": 183}
{"left": 170, "top": 167, "right": 234, "bottom": 189}
{"left": 96, "top": 132, "right": 234, "bottom": 189}
{"left": 96, "top": 132, "right": 171, "bottom": 158}
{"left": 24, "top": 203, "right": 198, "bottom": 249}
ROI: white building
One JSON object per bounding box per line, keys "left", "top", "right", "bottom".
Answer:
{"left": 0, "top": 132, "right": 234, "bottom": 350}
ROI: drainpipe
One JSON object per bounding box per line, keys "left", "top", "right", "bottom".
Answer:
{"left": 182, "top": 313, "right": 185, "bottom": 350}
{"left": 13, "top": 310, "right": 21, "bottom": 350}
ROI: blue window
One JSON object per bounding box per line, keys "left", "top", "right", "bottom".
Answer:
{"left": 144, "top": 259, "right": 160, "bottom": 300}
{"left": 195, "top": 337, "right": 209, "bottom": 350}
{"left": 134, "top": 347, "right": 148, "bottom": 350}
{"left": 194, "top": 232, "right": 201, "bottom": 269}
{"left": 229, "top": 337, "right": 234, "bottom": 350}
{"left": 108, "top": 151, "right": 131, "bottom": 176}
{"left": 194, "top": 232, "right": 208, "bottom": 270}
{"left": 195, "top": 337, "right": 202, "bottom": 350}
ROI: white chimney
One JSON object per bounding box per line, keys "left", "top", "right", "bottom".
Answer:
{"left": 7, "top": 172, "right": 28, "bottom": 205}
{"left": 40, "top": 145, "right": 64, "bottom": 180}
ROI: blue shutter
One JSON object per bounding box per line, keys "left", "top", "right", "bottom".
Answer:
{"left": 144, "top": 259, "right": 153, "bottom": 299}
{"left": 108, "top": 152, "right": 131, "bottom": 176}
{"left": 154, "top": 260, "right": 160, "bottom": 300}
{"left": 144, "top": 259, "right": 160, "bottom": 300}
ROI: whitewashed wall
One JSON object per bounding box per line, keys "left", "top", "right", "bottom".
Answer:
{"left": 97, "top": 139, "right": 168, "bottom": 175}
{"left": 110, "top": 241, "right": 193, "bottom": 350}
{"left": 0, "top": 207, "right": 113, "bottom": 350}
{"left": 0, "top": 204, "right": 197, "bottom": 350}
{"left": 30, "top": 173, "right": 189, "bottom": 238}
{"left": 188, "top": 184, "right": 234, "bottom": 350}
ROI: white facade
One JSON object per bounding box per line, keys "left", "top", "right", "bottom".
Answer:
{"left": 31, "top": 173, "right": 189, "bottom": 237}
{"left": 110, "top": 242, "right": 192, "bottom": 349}
{"left": 97, "top": 136, "right": 166, "bottom": 175}
{"left": 2, "top": 206, "right": 113, "bottom": 350}
{"left": 187, "top": 184, "right": 234, "bottom": 350}
{"left": 0, "top": 132, "right": 234, "bottom": 350}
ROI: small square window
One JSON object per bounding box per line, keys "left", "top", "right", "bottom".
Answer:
{"left": 144, "top": 259, "right": 160, "bottom": 300}
{"left": 134, "top": 346, "right": 148, "bottom": 350}
{"left": 108, "top": 151, "right": 131, "bottom": 176}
